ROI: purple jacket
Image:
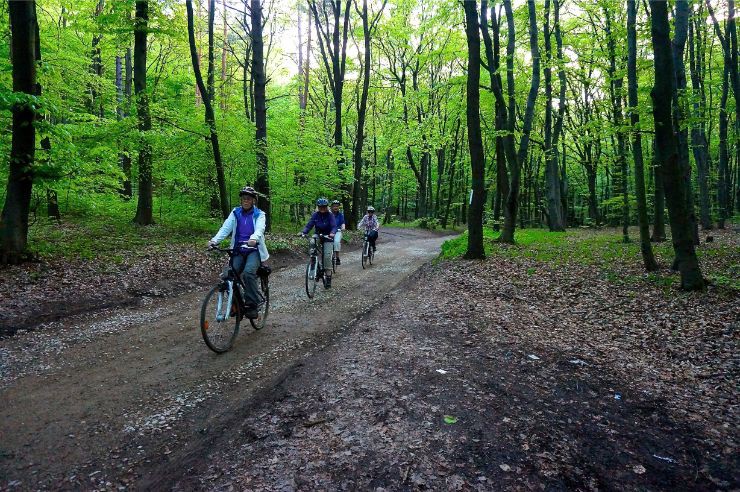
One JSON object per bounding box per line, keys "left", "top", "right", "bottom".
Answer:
{"left": 302, "top": 211, "right": 337, "bottom": 235}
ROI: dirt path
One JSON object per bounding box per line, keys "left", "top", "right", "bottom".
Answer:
{"left": 0, "top": 228, "right": 449, "bottom": 490}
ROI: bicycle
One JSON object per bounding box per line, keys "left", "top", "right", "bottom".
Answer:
{"left": 304, "top": 233, "right": 332, "bottom": 298}
{"left": 200, "top": 244, "right": 270, "bottom": 353}
{"left": 361, "top": 230, "right": 375, "bottom": 269}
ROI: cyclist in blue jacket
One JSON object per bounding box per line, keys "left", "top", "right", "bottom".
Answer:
{"left": 331, "top": 200, "right": 346, "bottom": 265}
{"left": 300, "top": 198, "right": 337, "bottom": 288}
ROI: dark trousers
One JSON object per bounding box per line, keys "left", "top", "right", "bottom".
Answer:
{"left": 225, "top": 251, "right": 260, "bottom": 306}
{"left": 366, "top": 230, "right": 378, "bottom": 247}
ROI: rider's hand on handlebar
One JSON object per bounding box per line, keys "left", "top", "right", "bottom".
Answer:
{"left": 207, "top": 240, "right": 216, "bottom": 250}
{"left": 247, "top": 239, "right": 257, "bottom": 247}
{"left": 298, "top": 232, "right": 306, "bottom": 238}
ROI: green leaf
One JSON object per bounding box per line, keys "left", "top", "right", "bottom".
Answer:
{"left": 443, "top": 415, "right": 458, "bottom": 424}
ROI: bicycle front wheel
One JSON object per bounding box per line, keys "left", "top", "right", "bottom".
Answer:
{"left": 249, "top": 278, "right": 270, "bottom": 330}
{"left": 201, "top": 285, "right": 240, "bottom": 353}
{"left": 305, "top": 257, "right": 317, "bottom": 298}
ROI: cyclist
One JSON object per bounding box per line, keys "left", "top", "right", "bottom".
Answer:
{"left": 331, "top": 200, "right": 345, "bottom": 265}
{"left": 358, "top": 205, "right": 379, "bottom": 252}
{"left": 300, "top": 198, "right": 336, "bottom": 288}
{"left": 208, "top": 186, "right": 269, "bottom": 319}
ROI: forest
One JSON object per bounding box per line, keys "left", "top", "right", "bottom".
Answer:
{"left": 1, "top": 0, "right": 739, "bottom": 489}
{"left": 0, "top": 0, "right": 737, "bottom": 287}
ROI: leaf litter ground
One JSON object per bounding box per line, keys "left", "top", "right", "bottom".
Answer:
{"left": 181, "top": 227, "right": 738, "bottom": 491}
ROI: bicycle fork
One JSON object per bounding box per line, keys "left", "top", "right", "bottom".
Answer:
{"left": 216, "top": 280, "right": 234, "bottom": 322}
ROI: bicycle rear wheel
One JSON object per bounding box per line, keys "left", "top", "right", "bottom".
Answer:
{"left": 200, "top": 284, "right": 240, "bottom": 353}
{"left": 305, "top": 256, "right": 317, "bottom": 298}
{"left": 249, "top": 277, "right": 269, "bottom": 330}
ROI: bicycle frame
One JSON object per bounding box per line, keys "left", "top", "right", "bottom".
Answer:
{"left": 211, "top": 243, "right": 259, "bottom": 320}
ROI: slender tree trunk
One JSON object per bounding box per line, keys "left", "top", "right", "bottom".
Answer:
{"left": 605, "top": 7, "right": 630, "bottom": 242}
{"left": 122, "top": 47, "right": 133, "bottom": 198}
{"left": 251, "top": 0, "right": 271, "bottom": 229}
{"left": 627, "top": 0, "right": 658, "bottom": 271}
{"left": 186, "top": 0, "right": 229, "bottom": 219}
{"left": 688, "top": 12, "right": 712, "bottom": 230}
{"left": 463, "top": 0, "right": 485, "bottom": 259}
{"left": 672, "top": 1, "right": 700, "bottom": 246}
{"left": 718, "top": 66, "right": 730, "bottom": 228}
{"left": 352, "top": 0, "right": 373, "bottom": 228}
{"left": 384, "top": 149, "right": 394, "bottom": 224}
{"left": 543, "top": 0, "right": 565, "bottom": 232}
{"left": 1, "top": 0, "right": 37, "bottom": 263}
{"left": 649, "top": 0, "right": 704, "bottom": 291}
{"left": 133, "top": 0, "right": 154, "bottom": 225}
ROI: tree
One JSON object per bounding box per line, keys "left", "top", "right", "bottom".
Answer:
{"left": 603, "top": 6, "right": 629, "bottom": 242}
{"left": 1, "top": 0, "right": 38, "bottom": 263}
{"left": 543, "top": 0, "right": 565, "bottom": 232}
{"left": 308, "top": 0, "right": 352, "bottom": 213}
{"left": 626, "top": 0, "right": 658, "bottom": 271}
{"left": 351, "top": 0, "right": 387, "bottom": 227}
{"left": 499, "top": 1, "right": 540, "bottom": 244}
{"left": 648, "top": 0, "right": 704, "bottom": 291}
{"left": 463, "top": 0, "right": 485, "bottom": 259}
{"left": 251, "top": 0, "right": 271, "bottom": 229}
{"left": 186, "top": 0, "right": 229, "bottom": 219}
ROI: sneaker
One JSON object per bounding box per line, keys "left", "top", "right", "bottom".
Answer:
{"left": 325, "top": 277, "right": 332, "bottom": 289}
{"left": 335, "top": 257, "right": 341, "bottom": 265}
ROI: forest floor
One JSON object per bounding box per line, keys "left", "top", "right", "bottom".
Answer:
{"left": 1, "top": 225, "right": 738, "bottom": 490}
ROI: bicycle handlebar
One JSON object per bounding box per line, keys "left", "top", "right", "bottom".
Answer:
{"left": 208, "top": 241, "right": 259, "bottom": 254}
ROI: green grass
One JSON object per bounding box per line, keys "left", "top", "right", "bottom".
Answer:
{"left": 440, "top": 226, "right": 739, "bottom": 293}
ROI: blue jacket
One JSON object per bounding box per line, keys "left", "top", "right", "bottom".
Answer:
{"left": 333, "top": 211, "right": 345, "bottom": 230}
{"left": 302, "top": 211, "right": 337, "bottom": 235}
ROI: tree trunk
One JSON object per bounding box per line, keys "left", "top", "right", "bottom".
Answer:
{"left": 543, "top": 0, "right": 565, "bottom": 232}
{"left": 186, "top": 0, "right": 229, "bottom": 219}
{"left": 122, "top": 47, "right": 133, "bottom": 198}
{"left": 1, "top": 0, "right": 37, "bottom": 263}
{"left": 718, "top": 66, "right": 730, "bottom": 229}
{"left": 252, "top": 0, "right": 271, "bottom": 229}
{"left": 604, "top": 7, "right": 630, "bottom": 243}
{"left": 463, "top": 0, "right": 485, "bottom": 259}
{"left": 627, "top": 0, "right": 658, "bottom": 271}
{"left": 688, "top": 11, "right": 712, "bottom": 230}
{"left": 651, "top": 140, "right": 666, "bottom": 241}
{"left": 352, "top": 0, "right": 373, "bottom": 229}
{"left": 649, "top": 0, "right": 704, "bottom": 291}
{"left": 132, "top": 1, "right": 154, "bottom": 225}
{"left": 501, "top": 1, "right": 540, "bottom": 243}
{"left": 672, "top": 1, "right": 700, "bottom": 246}
{"left": 309, "top": 0, "right": 352, "bottom": 215}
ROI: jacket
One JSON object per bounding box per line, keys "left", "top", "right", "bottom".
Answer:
{"left": 211, "top": 206, "right": 270, "bottom": 261}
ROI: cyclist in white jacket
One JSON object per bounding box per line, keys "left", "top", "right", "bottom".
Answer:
{"left": 208, "top": 186, "right": 269, "bottom": 318}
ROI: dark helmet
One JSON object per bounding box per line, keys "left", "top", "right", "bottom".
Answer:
{"left": 316, "top": 198, "right": 329, "bottom": 206}
{"left": 367, "top": 206, "right": 375, "bottom": 212}
{"left": 331, "top": 200, "right": 341, "bottom": 205}
{"left": 239, "top": 186, "right": 258, "bottom": 198}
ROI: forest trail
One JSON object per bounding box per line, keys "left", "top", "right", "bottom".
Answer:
{"left": 0, "top": 228, "right": 449, "bottom": 489}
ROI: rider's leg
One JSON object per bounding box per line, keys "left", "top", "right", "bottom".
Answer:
{"left": 369, "top": 230, "right": 378, "bottom": 250}
{"left": 333, "top": 231, "right": 342, "bottom": 263}
{"left": 240, "top": 252, "right": 261, "bottom": 308}
{"left": 322, "top": 239, "right": 333, "bottom": 279}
